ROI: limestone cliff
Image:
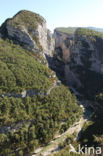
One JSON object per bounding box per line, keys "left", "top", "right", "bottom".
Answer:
{"left": 54, "top": 30, "right": 74, "bottom": 63}
{"left": 53, "top": 28, "right": 103, "bottom": 98}
{"left": 0, "top": 10, "right": 54, "bottom": 56}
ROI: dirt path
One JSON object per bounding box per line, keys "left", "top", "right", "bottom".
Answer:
{"left": 32, "top": 117, "right": 87, "bottom": 156}
{"left": 46, "top": 81, "right": 58, "bottom": 95}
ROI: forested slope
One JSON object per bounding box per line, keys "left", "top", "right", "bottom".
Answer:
{"left": 0, "top": 11, "right": 83, "bottom": 156}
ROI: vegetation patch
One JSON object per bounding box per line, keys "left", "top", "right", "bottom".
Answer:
{"left": 0, "top": 38, "right": 53, "bottom": 93}
{"left": 0, "top": 85, "right": 82, "bottom": 155}
{"left": 56, "top": 27, "right": 76, "bottom": 34}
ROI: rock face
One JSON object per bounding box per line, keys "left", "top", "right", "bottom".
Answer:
{"left": 1, "top": 11, "right": 103, "bottom": 98}
{"left": 0, "top": 10, "right": 54, "bottom": 56}
{"left": 37, "top": 23, "right": 55, "bottom": 55}
{"left": 54, "top": 28, "right": 103, "bottom": 98}
{"left": 3, "top": 24, "right": 38, "bottom": 51}
{"left": 54, "top": 30, "right": 74, "bottom": 63}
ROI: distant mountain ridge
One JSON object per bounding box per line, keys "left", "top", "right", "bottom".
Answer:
{"left": 87, "top": 26, "right": 103, "bottom": 33}
{"left": 55, "top": 26, "right": 103, "bottom": 34}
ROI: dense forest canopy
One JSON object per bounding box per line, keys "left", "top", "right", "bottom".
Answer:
{"left": 0, "top": 36, "right": 82, "bottom": 155}
{"left": 0, "top": 38, "right": 54, "bottom": 94}
{"left": 0, "top": 85, "right": 82, "bottom": 155}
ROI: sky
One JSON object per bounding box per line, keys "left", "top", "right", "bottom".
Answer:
{"left": 0, "top": 0, "right": 103, "bottom": 32}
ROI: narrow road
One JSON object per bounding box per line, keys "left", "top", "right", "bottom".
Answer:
{"left": 1, "top": 80, "right": 59, "bottom": 98}
{"left": 32, "top": 96, "right": 93, "bottom": 156}
{"left": 32, "top": 117, "right": 87, "bottom": 156}
{"left": 46, "top": 80, "right": 60, "bottom": 95}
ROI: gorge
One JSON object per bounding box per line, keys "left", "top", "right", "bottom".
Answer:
{"left": 0, "top": 10, "right": 103, "bottom": 156}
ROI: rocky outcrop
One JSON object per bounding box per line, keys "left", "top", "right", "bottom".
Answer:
{"left": 54, "top": 28, "right": 103, "bottom": 98}
{"left": 1, "top": 24, "right": 38, "bottom": 51}
{"left": 0, "top": 10, "right": 54, "bottom": 56}
{"left": 37, "top": 23, "right": 55, "bottom": 55}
